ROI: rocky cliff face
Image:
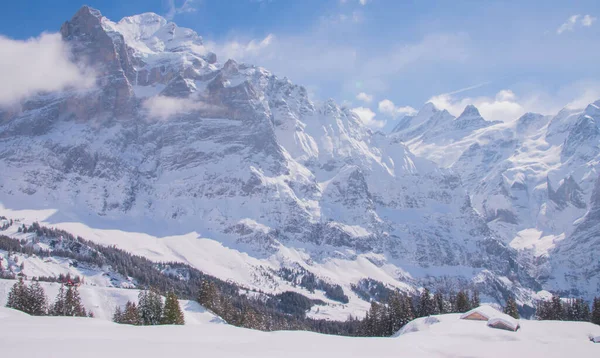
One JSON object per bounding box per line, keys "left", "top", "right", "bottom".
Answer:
{"left": 0, "top": 6, "right": 579, "bottom": 315}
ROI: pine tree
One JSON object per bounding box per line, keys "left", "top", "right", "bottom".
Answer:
{"left": 579, "top": 299, "right": 591, "bottom": 322}
{"left": 470, "top": 290, "right": 480, "bottom": 309}
{"left": 417, "top": 288, "right": 434, "bottom": 317}
{"left": 536, "top": 299, "right": 551, "bottom": 320}
{"left": 503, "top": 296, "right": 520, "bottom": 319}
{"left": 455, "top": 290, "right": 470, "bottom": 313}
{"left": 400, "top": 294, "right": 414, "bottom": 327}
{"left": 51, "top": 284, "right": 66, "bottom": 316}
{"left": 113, "top": 306, "right": 123, "bottom": 323}
{"left": 433, "top": 291, "right": 445, "bottom": 314}
{"left": 6, "top": 278, "right": 28, "bottom": 312}
{"left": 121, "top": 301, "right": 142, "bottom": 325}
{"left": 387, "top": 292, "right": 404, "bottom": 334}
{"left": 162, "top": 291, "right": 184, "bottom": 325}
{"left": 198, "top": 280, "right": 219, "bottom": 312}
{"left": 26, "top": 281, "right": 47, "bottom": 316}
{"left": 591, "top": 297, "right": 600, "bottom": 325}
{"left": 551, "top": 295, "right": 563, "bottom": 320}
{"left": 64, "top": 285, "right": 86, "bottom": 317}
{"left": 139, "top": 288, "right": 163, "bottom": 325}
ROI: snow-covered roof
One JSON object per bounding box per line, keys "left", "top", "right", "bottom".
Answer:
{"left": 460, "top": 305, "right": 502, "bottom": 320}
{"left": 487, "top": 316, "right": 520, "bottom": 331}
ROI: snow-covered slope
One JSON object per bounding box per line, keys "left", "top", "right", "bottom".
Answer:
{"left": 1, "top": 307, "right": 598, "bottom": 358}
{"left": 0, "top": 5, "right": 589, "bottom": 317}
{"left": 0, "top": 280, "right": 222, "bottom": 324}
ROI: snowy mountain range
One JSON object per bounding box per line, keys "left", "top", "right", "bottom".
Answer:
{"left": 0, "top": 6, "right": 598, "bottom": 318}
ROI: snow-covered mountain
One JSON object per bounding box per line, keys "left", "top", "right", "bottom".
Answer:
{"left": 394, "top": 97, "right": 600, "bottom": 300}
{"left": 2, "top": 6, "right": 596, "bottom": 318}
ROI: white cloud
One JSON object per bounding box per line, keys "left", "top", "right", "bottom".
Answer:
{"left": 427, "top": 81, "right": 600, "bottom": 123}
{"left": 142, "top": 95, "right": 217, "bottom": 119}
{"left": 165, "top": 0, "right": 197, "bottom": 20}
{"left": 0, "top": 33, "right": 95, "bottom": 107}
{"left": 352, "top": 106, "right": 385, "bottom": 129}
{"left": 206, "top": 34, "right": 276, "bottom": 63}
{"left": 557, "top": 14, "right": 596, "bottom": 34}
{"left": 495, "top": 89, "right": 516, "bottom": 102}
{"left": 359, "top": 0, "right": 369, "bottom": 5}
{"left": 356, "top": 92, "right": 373, "bottom": 103}
{"left": 377, "top": 99, "right": 417, "bottom": 117}
{"left": 582, "top": 14, "right": 597, "bottom": 27}
{"left": 557, "top": 15, "right": 580, "bottom": 34}
{"left": 428, "top": 90, "right": 526, "bottom": 122}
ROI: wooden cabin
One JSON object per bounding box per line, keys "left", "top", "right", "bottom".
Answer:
{"left": 487, "top": 317, "right": 520, "bottom": 332}
{"left": 460, "top": 305, "right": 501, "bottom": 321}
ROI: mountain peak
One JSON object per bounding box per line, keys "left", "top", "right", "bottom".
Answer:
{"left": 61, "top": 5, "right": 103, "bottom": 37}
{"left": 421, "top": 102, "right": 440, "bottom": 113}
{"left": 457, "top": 104, "right": 481, "bottom": 119}
{"left": 77, "top": 5, "right": 103, "bottom": 19}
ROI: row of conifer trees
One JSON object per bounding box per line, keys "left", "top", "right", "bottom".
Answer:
{"left": 113, "top": 288, "right": 185, "bottom": 325}
{"left": 359, "top": 288, "right": 488, "bottom": 337}
{"left": 5, "top": 278, "right": 90, "bottom": 317}
{"left": 536, "top": 295, "right": 600, "bottom": 324}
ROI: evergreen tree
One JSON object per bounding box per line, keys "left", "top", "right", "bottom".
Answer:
{"left": 470, "top": 290, "right": 480, "bottom": 309}
{"left": 536, "top": 299, "right": 552, "bottom": 320}
{"left": 433, "top": 291, "right": 445, "bottom": 314}
{"left": 6, "top": 278, "right": 28, "bottom": 312}
{"left": 26, "top": 281, "right": 47, "bottom": 316}
{"left": 198, "top": 280, "right": 219, "bottom": 312}
{"left": 113, "top": 306, "right": 123, "bottom": 323}
{"left": 400, "top": 294, "right": 415, "bottom": 327}
{"left": 387, "top": 292, "right": 403, "bottom": 334}
{"left": 550, "top": 295, "right": 564, "bottom": 320}
{"left": 139, "top": 288, "right": 163, "bottom": 325}
{"left": 417, "top": 288, "right": 434, "bottom": 317}
{"left": 121, "top": 301, "right": 142, "bottom": 325}
{"left": 579, "top": 299, "right": 591, "bottom": 322}
{"left": 455, "top": 290, "right": 470, "bottom": 313}
{"left": 51, "top": 284, "right": 66, "bottom": 316}
{"left": 592, "top": 297, "right": 600, "bottom": 325}
{"left": 503, "top": 296, "right": 520, "bottom": 319}
{"left": 64, "top": 285, "right": 86, "bottom": 317}
{"left": 162, "top": 291, "right": 184, "bottom": 325}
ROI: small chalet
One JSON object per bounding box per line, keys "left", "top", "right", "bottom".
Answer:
{"left": 460, "top": 305, "right": 501, "bottom": 321}
{"left": 487, "top": 316, "right": 520, "bottom": 332}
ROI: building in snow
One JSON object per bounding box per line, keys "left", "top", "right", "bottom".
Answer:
{"left": 460, "top": 305, "right": 520, "bottom": 332}
{"left": 487, "top": 317, "right": 520, "bottom": 332}
{"left": 459, "top": 305, "right": 501, "bottom": 321}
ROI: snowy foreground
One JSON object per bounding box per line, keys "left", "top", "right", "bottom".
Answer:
{"left": 1, "top": 308, "right": 598, "bottom": 358}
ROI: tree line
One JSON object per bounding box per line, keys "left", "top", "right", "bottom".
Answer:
{"left": 2, "top": 221, "right": 599, "bottom": 337}
{"left": 113, "top": 288, "right": 185, "bottom": 325}
{"left": 536, "top": 295, "right": 600, "bottom": 324}
{"left": 359, "top": 288, "right": 484, "bottom": 337}
{"left": 5, "top": 278, "right": 91, "bottom": 317}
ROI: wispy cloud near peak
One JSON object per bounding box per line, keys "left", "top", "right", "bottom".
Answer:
{"left": 557, "top": 14, "right": 596, "bottom": 34}
{"left": 165, "top": 0, "right": 197, "bottom": 20}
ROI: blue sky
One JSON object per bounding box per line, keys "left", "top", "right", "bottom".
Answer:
{"left": 1, "top": 0, "right": 599, "bottom": 130}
